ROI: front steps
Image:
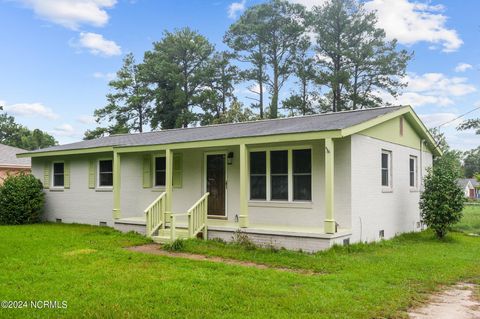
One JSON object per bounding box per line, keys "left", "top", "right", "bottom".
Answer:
{"left": 152, "top": 228, "right": 191, "bottom": 243}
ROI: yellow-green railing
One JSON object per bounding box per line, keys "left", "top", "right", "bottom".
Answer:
{"left": 169, "top": 192, "right": 209, "bottom": 240}
{"left": 144, "top": 192, "right": 166, "bottom": 237}
{"left": 187, "top": 192, "right": 209, "bottom": 239}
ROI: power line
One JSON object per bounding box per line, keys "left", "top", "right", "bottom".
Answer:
{"left": 436, "top": 105, "right": 480, "bottom": 129}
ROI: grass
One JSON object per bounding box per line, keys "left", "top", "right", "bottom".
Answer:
{"left": 0, "top": 210, "right": 479, "bottom": 319}
{"left": 452, "top": 204, "right": 480, "bottom": 235}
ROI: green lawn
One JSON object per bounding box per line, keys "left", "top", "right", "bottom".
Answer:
{"left": 0, "top": 213, "right": 479, "bottom": 318}
{"left": 452, "top": 204, "right": 480, "bottom": 235}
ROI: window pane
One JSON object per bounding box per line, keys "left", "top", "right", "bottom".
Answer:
{"left": 410, "top": 172, "right": 415, "bottom": 187}
{"left": 156, "top": 157, "right": 166, "bottom": 171}
{"left": 155, "top": 171, "right": 166, "bottom": 186}
{"left": 293, "top": 149, "right": 311, "bottom": 174}
{"left": 270, "top": 151, "right": 288, "bottom": 174}
{"left": 381, "top": 169, "right": 389, "bottom": 186}
{"left": 99, "top": 160, "right": 113, "bottom": 173}
{"left": 250, "top": 176, "right": 266, "bottom": 200}
{"left": 53, "top": 174, "right": 64, "bottom": 187}
{"left": 294, "top": 175, "right": 311, "bottom": 200}
{"left": 99, "top": 173, "right": 113, "bottom": 187}
{"left": 250, "top": 152, "right": 266, "bottom": 174}
{"left": 271, "top": 175, "right": 288, "bottom": 200}
{"left": 381, "top": 153, "right": 389, "bottom": 169}
{"left": 53, "top": 162, "right": 64, "bottom": 174}
{"left": 409, "top": 158, "right": 414, "bottom": 172}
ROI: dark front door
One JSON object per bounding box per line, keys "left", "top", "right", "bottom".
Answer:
{"left": 206, "top": 154, "right": 226, "bottom": 217}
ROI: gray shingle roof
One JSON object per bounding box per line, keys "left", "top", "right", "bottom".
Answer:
{"left": 24, "top": 106, "right": 407, "bottom": 154}
{"left": 0, "top": 144, "right": 31, "bottom": 166}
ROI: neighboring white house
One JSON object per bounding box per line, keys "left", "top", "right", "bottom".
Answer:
{"left": 457, "top": 178, "right": 479, "bottom": 199}
{"left": 18, "top": 106, "right": 440, "bottom": 252}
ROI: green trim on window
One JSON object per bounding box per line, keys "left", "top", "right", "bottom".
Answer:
{"left": 64, "top": 161, "right": 70, "bottom": 189}
{"left": 43, "top": 162, "right": 50, "bottom": 189}
{"left": 172, "top": 153, "right": 183, "bottom": 188}
{"left": 143, "top": 155, "right": 152, "bottom": 188}
{"left": 88, "top": 160, "right": 96, "bottom": 189}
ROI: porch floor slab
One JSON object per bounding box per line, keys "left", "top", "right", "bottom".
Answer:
{"left": 115, "top": 216, "right": 351, "bottom": 239}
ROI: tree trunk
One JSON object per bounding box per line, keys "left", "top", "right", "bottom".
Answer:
{"left": 258, "top": 43, "right": 264, "bottom": 119}
{"left": 270, "top": 62, "right": 279, "bottom": 119}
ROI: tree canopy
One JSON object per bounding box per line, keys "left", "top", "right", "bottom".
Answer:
{"left": 87, "top": 0, "right": 411, "bottom": 137}
{"left": 0, "top": 110, "right": 57, "bottom": 150}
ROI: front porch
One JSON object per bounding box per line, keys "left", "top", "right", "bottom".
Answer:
{"left": 111, "top": 135, "right": 350, "bottom": 250}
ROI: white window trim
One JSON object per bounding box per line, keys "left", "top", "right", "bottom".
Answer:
{"left": 97, "top": 158, "right": 113, "bottom": 189}
{"left": 409, "top": 155, "right": 418, "bottom": 191}
{"left": 51, "top": 161, "right": 65, "bottom": 189}
{"left": 249, "top": 145, "right": 313, "bottom": 203}
{"left": 381, "top": 150, "right": 393, "bottom": 192}
{"left": 153, "top": 155, "right": 166, "bottom": 188}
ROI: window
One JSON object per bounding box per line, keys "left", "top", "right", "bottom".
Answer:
{"left": 293, "top": 149, "right": 312, "bottom": 201}
{"left": 250, "top": 151, "right": 266, "bottom": 200}
{"left": 155, "top": 157, "right": 166, "bottom": 186}
{"left": 250, "top": 148, "right": 312, "bottom": 202}
{"left": 98, "top": 160, "right": 113, "bottom": 187}
{"left": 52, "top": 162, "right": 64, "bottom": 187}
{"left": 409, "top": 156, "right": 417, "bottom": 188}
{"left": 270, "top": 150, "right": 288, "bottom": 200}
{"left": 381, "top": 151, "right": 391, "bottom": 187}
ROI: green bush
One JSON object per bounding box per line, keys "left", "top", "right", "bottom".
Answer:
{"left": 0, "top": 173, "right": 45, "bottom": 225}
{"left": 163, "top": 239, "right": 185, "bottom": 251}
{"left": 420, "top": 152, "right": 464, "bottom": 238}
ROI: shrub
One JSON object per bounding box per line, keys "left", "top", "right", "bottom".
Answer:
{"left": 232, "top": 229, "right": 256, "bottom": 250}
{"left": 0, "top": 173, "right": 45, "bottom": 225}
{"left": 163, "top": 239, "right": 185, "bottom": 251}
{"left": 419, "top": 152, "right": 464, "bottom": 238}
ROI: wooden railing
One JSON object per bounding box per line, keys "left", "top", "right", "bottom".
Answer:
{"left": 169, "top": 193, "right": 209, "bottom": 240}
{"left": 187, "top": 192, "right": 209, "bottom": 239}
{"left": 144, "top": 192, "right": 166, "bottom": 237}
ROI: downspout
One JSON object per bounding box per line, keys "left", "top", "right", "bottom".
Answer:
{"left": 420, "top": 139, "right": 425, "bottom": 191}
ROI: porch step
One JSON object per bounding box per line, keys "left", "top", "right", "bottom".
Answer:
{"left": 151, "top": 229, "right": 190, "bottom": 244}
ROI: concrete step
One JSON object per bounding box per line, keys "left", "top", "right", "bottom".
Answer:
{"left": 151, "top": 229, "right": 190, "bottom": 243}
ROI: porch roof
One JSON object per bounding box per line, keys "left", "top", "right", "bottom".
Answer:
{"left": 18, "top": 105, "right": 440, "bottom": 157}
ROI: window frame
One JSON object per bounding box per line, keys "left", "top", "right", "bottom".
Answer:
{"left": 409, "top": 155, "right": 418, "bottom": 189}
{"left": 153, "top": 155, "right": 166, "bottom": 188}
{"left": 381, "top": 150, "right": 392, "bottom": 190}
{"left": 97, "top": 158, "right": 113, "bottom": 189}
{"left": 51, "top": 161, "right": 65, "bottom": 189}
{"left": 249, "top": 146, "right": 313, "bottom": 203}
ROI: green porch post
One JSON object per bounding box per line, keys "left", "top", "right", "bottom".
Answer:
{"left": 112, "top": 151, "right": 121, "bottom": 219}
{"left": 165, "top": 148, "right": 173, "bottom": 214}
{"left": 239, "top": 143, "right": 249, "bottom": 228}
{"left": 324, "top": 138, "right": 336, "bottom": 234}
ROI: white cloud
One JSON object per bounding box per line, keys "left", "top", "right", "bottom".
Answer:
{"left": 15, "top": 0, "right": 117, "bottom": 30}
{"left": 73, "top": 32, "right": 121, "bottom": 56}
{"left": 405, "top": 73, "right": 476, "bottom": 97}
{"left": 228, "top": 0, "right": 246, "bottom": 19}
{"left": 454, "top": 63, "right": 473, "bottom": 73}
{"left": 364, "top": 0, "right": 462, "bottom": 52}
{"left": 3, "top": 102, "right": 59, "bottom": 120}
{"left": 418, "top": 112, "right": 462, "bottom": 128}
{"left": 93, "top": 71, "right": 116, "bottom": 80}
{"left": 292, "top": 0, "right": 462, "bottom": 53}
{"left": 51, "top": 124, "right": 77, "bottom": 137}
{"left": 376, "top": 72, "right": 476, "bottom": 108}
{"left": 76, "top": 115, "right": 97, "bottom": 125}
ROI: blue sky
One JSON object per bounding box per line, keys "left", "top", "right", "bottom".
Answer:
{"left": 0, "top": 0, "right": 479, "bottom": 150}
